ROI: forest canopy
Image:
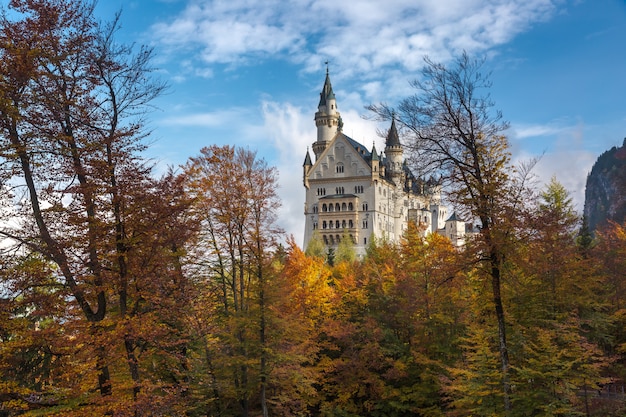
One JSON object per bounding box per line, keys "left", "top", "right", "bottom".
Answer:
{"left": 0, "top": 1, "right": 625, "bottom": 416}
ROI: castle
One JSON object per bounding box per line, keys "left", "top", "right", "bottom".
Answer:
{"left": 302, "top": 70, "right": 467, "bottom": 255}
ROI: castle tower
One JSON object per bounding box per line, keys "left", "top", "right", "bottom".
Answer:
{"left": 384, "top": 117, "right": 403, "bottom": 180}
{"left": 312, "top": 68, "right": 342, "bottom": 160}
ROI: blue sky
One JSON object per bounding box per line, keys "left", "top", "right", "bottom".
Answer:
{"left": 91, "top": 0, "right": 626, "bottom": 244}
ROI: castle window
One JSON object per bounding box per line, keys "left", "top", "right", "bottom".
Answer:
{"left": 336, "top": 234, "right": 341, "bottom": 243}
{"left": 329, "top": 235, "right": 334, "bottom": 244}
{"left": 349, "top": 220, "right": 354, "bottom": 228}
{"left": 322, "top": 221, "right": 327, "bottom": 229}
{"left": 341, "top": 203, "right": 347, "bottom": 211}
{"left": 362, "top": 203, "right": 368, "bottom": 211}
{"left": 329, "top": 221, "right": 333, "bottom": 229}
{"left": 364, "top": 237, "right": 367, "bottom": 245}
{"left": 335, "top": 187, "right": 344, "bottom": 195}
{"left": 313, "top": 221, "right": 318, "bottom": 229}
{"left": 322, "top": 204, "right": 327, "bottom": 212}
{"left": 335, "top": 203, "right": 340, "bottom": 211}
{"left": 323, "top": 235, "right": 328, "bottom": 244}
{"left": 348, "top": 202, "right": 353, "bottom": 211}
{"left": 317, "top": 188, "right": 326, "bottom": 196}
{"left": 342, "top": 220, "right": 346, "bottom": 228}
{"left": 329, "top": 204, "right": 334, "bottom": 212}
{"left": 335, "top": 220, "right": 340, "bottom": 229}
{"left": 354, "top": 185, "right": 364, "bottom": 193}
{"left": 363, "top": 220, "right": 368, "bottom": 229}
{"left": 336, "top": 163, "right": 344, "bottom": 173}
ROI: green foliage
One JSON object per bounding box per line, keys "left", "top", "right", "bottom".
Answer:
{"left": 305, "top": 230, "right": 327, "bottom": 260}
{"left": 334, "top": 231, "right": 356, "bottom": 264}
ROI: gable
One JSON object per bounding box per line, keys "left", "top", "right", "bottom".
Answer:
{"left": 308, "top": 133, "right": 373, "bottom": 180}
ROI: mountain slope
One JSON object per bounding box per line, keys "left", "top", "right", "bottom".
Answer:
{"left": 583, "top": 138, "right": 626, "bottom": 233}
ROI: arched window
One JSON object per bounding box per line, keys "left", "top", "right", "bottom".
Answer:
{"left": 336, "top": 163, "right": 344, "bottom": 173}
{"left": 329, "top": 204, "right": 334, "bottom": 212}
{"left": 348, "top": 202, "right": 353, "bottom": 211}
{"left": 329, "top": 221, "right": 333, "bottom": 229}
{"left": 335, "top": 220, "right": 340, "bottom": 229}
{"left": 362, "top": 203, "right": 368, "bottom": 211}
{"left": 336, "top": 234, "right": 341, "bottom": 243}
{"left": 341, "top": 203, "right": 347, "bottom": 211}
{"left": 335, "top": 203, "right": 340, "bottom": 212}
{"left": 349, "top": 220, "right": 354, "bottom": 228}
{"left": 322, "top": 221, "right": 327, "bottom": 229}
{"left": 342, "top": 220, "right": 346, "bottom": 228}
{"left": 322, "top": 204, "right": 327, "bottom": 212}
{"left": 329, "top": 235, "right": 334, "bottom": 245}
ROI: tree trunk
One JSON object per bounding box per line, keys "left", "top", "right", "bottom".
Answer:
{"left": 490, "top": 248, "right": 511, "bottom": 412}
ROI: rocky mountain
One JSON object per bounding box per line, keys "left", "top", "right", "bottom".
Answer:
{"left": 583, "top": 138, "right": 626, "bottom": 233}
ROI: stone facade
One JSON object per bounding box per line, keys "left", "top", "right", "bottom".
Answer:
{"left": 303, "top": 71, "right": 466, "bottom": 255}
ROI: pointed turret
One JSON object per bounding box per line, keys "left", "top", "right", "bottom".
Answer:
{"left": 318, "top": 71, "right": 335, "bottom": 108}
{"left": 371, "top": 143, "right": 380, "bottom": 180}
{"left": 303, "top": 148, "right": 312, "bottom": 188}
{"left": 385, "top": 117, "right": 403, "bottom": 179}
{"left": 303, "top": 149, "right": 312, "bottom": 166}
{"left": 385, "top": 118, "right": 401, "bottom": 147}
{"left": 313, "top": 67, "right": 341, "bottom": 160}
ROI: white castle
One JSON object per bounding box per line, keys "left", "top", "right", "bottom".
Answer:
{"left": 302, "top": 70, "right": 468, "bottom": 255}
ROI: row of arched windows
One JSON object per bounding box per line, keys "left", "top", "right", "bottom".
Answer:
{"left": 321, "top": 202, "right": 353, "bottom": 212}
{"left": 322, "top": 234, "right": 356, "bottom": 245}
{"left": 322, "top": 219, "right": 354, "bottom": 230}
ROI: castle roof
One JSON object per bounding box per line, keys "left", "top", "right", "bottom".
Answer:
{"left": 303, "top": 149, "right": 312, "bottom": 166}
{"left": 385, "top": 118, "right": 401, "bottom": 148}
{"left": 446, "top": 212, "right": 463, "bottom": 222}
{"left": 319, "top": 194, "right": 358, "bottom": 199}
{"left": 318, "top": 69, "right": 335, "bottom": 107}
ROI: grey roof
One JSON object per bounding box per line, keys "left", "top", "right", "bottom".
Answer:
{"left": 446, "top": 212, "right": 463, "bottom": 222}
{"left": 318, "top": 70, "right": 335, "bottom": 107}
{"left": 320, "top": 194, "right": 358, "bottom": 199}
{"left": 385, "top": 118, "right": 401, "bottom": 147}
{"left": 303, "top": 149, "right": 312, "bottom": 166}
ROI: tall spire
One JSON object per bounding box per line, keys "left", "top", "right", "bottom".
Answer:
{"left": 385, "top": 116, "right": 401, "bottom": 147}
{"left": 313, "top": 65, "right": 341, "bottom": 160}
{"left": 318, "top": 65, "right": 336, "bottom": 108}
{"left": 384, "top": 116, "right": 404, "bottom": 179}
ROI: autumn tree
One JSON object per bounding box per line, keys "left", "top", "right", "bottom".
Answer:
{"left": 184, "top": 145, "right": 282, "bottom": 417}
{"left": 312, "top": 225, "right": 467, "bottom": 415}
{"left": 0, "top": 0, "right": 190, "bottom": 414}
{"left": 594, "top": 221, "right": 626, "bottom": 411}
{"left": 505, "top": 178, "right": 608, "bottom": 415}
{"left": 269, "top": 238, "right": 334, "bottom": 416}
{"left": 369, "top": 52, "right": 522, "bottom": 411}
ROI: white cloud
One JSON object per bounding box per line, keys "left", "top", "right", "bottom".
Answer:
{"left": 511, "top": 122, "right": 569, "bottom": 139}
{"left": 151, "top": 0, "right": 563, "bottom": 79}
